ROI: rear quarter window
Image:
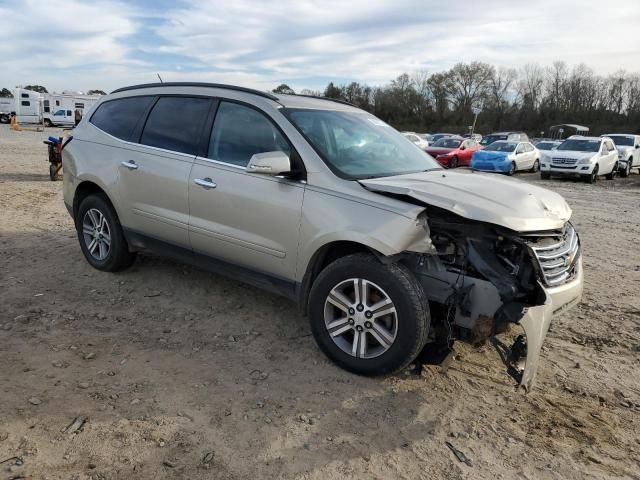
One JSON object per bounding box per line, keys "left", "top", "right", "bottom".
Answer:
{"left": 90, "top": 96, "right": 155, "bottom": 142}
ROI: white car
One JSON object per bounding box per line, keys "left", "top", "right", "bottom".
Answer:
{"left": 602, "top": 134, "right": 640, "bottom": 177}
{"left": 402, "top": 132, "right": 430, "bottom": 149}
{"left": 540, "top": 136, "right": 618, "bottom": 183}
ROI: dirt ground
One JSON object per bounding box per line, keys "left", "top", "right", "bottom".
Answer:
{"left": 1, "top": 124, "right": 639, "bottom": 480}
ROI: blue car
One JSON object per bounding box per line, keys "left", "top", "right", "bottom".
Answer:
{"left": 471, "top": 140, "right": 540, "bottom": 175}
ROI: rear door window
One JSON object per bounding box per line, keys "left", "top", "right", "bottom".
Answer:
{"left": 140, "top": 96, "right": 212, "bottom": 155}
{"left": 90, "top": 96, "right": 155, "bottom": 142}
{"left": 208, "top": 101, "right": 291, "bottom": 167}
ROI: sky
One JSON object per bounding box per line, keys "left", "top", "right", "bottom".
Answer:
{"left": 0, "top": 0, "right": 639, "bottom": 94}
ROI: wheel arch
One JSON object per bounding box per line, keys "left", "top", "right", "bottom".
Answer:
{"left": 72, "top": 180, "right": 119, "bottom": 223}
{"left": 297, "top": 240, "right": 382, "bottom": 315}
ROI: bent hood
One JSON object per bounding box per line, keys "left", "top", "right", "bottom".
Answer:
{"left": 360, "top": 170, "right": 572, "bottom": 232}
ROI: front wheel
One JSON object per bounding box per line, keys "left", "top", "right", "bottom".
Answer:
{"left": 76, "top": 194, "right": 136, "bottom": 272}
{"left": 605, "top": 162, "right": 618, "bottom": 180}
{"left": 587, "top": 164, "right": 599, "bottom": 184}
{"left": 44, "top": 118, "right": 53, "bottom": 127}
{"left": 308, "top": 253, "right": 429, "bottom": 376}
{"left": 49, "top": 163, "right": 60, "bottom": 181}
{"left": 449, "top": 156, "right": 459, "bottom": 169}
{"left": 620, "top": 161, "right": 631, "bottom": 178}
{"left": 507, "top": 161, "right": 516, "bottom": 176}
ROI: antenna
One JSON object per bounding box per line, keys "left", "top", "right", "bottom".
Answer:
{"left": 157, "top": 73, "right": 163, "bottom": 83}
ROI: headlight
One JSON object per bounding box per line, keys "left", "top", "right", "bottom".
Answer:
{"left": 578, "top": 157, "right": 593, "bottom": 164}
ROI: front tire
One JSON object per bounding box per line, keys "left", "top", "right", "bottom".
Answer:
{"left": 507, "top": 161, "right": 516, "bottom": 176}
{"left": 76, "top": 194, "right": 136, "bottom": 272}
{"left": 620, "top": 161, "right": 631, "bottom": 178}
{"left": 44, "top": 118, "right": 53, "bottom": 127}
{"left": 308, "top": 253, "right": 429, "bottom": 376}
{"left": 587, "top": 164, "right": 599, "bottom": 184}
{"left": 449, "top": 156, "right": 459, "bottom": 169}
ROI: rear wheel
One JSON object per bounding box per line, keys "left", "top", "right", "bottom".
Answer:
{"left": 49, "top": 163, "right": 60, "bottom": 181}
{"left": 587, "top": 164, "right": 599, "bottom": 184}
{"left": 309, "top": 253, "right": 429, "bottom": 376}
{"left": 605, "top": 162, "right": 618, "bottom": 180}
{"left": 76, "top": 194, "right": 136, "bottom": 272}
{"left": 44, "top": 118, "right": 52, "bottom": 127}
{"left": 530, "top": 159, "right": 540, "bottom": 173}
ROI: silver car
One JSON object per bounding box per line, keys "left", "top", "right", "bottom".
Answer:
{"left": 62, "top": 83, "right": 583, "bottom": 389}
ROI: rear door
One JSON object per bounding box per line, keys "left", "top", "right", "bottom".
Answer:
{"left": 188, "top": 100, "right": 305, "bottom": 281}
{"left": 116, "top": 95, "right": 213, "bottom": 247}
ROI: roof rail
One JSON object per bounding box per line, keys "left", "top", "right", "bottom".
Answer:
{"left": 291, "top": 94, "right": 356, "bottom": 107}
{"left": 110, "top": 82, "right": 279, "bottom": 101}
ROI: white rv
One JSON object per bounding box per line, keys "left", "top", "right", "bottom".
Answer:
{"left": 13, "top": 88, "right": 43, "bottom": 124}
{"left": 0, "top": 97, "right": 13, "bottom": 123}
{"left": 43, "top": 92, "right": 101, "bottom": 127}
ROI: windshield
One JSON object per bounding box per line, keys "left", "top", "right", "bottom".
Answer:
{"left": 480, "top": 134, "right": 507, "bottom": 145}
{"left": 484, "top": 141, "right": 517, "bottom": 152}
{"left": 431, "top": 134, "right": 454, "bottom": 142}
{"left": 557, "top": 139, "right": 600, "bottom": 152}
{"left": 283, "top": 109, "right": 442, "bottom": 179}
{"left": 432, "top": 138, "right": 462, "bottom": 148}
{"left": 537, "top": 142, "right": 559, "bottom": 150}
{"left": 607, "top": 136, "right": 633, "bottom": 146}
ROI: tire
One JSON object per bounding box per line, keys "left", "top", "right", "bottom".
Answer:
{"left": 449, "top": 156, "right": 459, "bottom": 169}
{"left": 44, "top": 118, "right": 52, "bottom": 127}
{"left": 530, "top": 158, "right": 540, "bottom": 173}
{"left": 587, "top": 164, "right": 599, "bottom": 184}
{"left": 0, "top": 114, "right": 8, "bottom": 124}
{"left": 620, "top": 160, "right": 631, "bottom": 178}
{"left": 540, "top": 172, "right": 551, "bottom": 180}
{"left": 76, "top": 193, "right": 136, "bottom": 272}
{"left": 605, "top": 162, "right": 618, "bottom": 180}
{"left": 308, "top": 253, "right": 429, "bottom": 376}
{"left": 507, "top": 161, "right": 516, "bottom": 176}
{"left": 49, "top": 163, "right": 59, "bottom": 181}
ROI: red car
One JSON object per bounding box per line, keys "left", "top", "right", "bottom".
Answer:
{"left": 424, "top": 137, "right": 482, "bottom": 168}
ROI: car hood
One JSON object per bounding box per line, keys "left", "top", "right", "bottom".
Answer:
{"left": 359, "top": 170, "right": 572, "bottom": 232}
{"left": 616, "top": 146, "right": 632, "bottom": 155}
{"left": 551, "top": 151, "right": 596, "bottom": 160}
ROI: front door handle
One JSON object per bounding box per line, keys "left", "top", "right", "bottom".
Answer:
{"left": 121, "top": 160, "right": 138, "bottom": 170}
{"left": 194, "top": 177, "right": 217, "bottom": 189}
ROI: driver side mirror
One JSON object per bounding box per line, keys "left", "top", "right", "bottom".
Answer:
{"left": 247, "top": 151, "right": 291, "bottom": 176}
{"left": 460, "top": 145, "right": 466, "bottom": 150}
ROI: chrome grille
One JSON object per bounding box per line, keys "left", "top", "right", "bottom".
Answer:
{"left": 525, "top": 224, "right": 580, "bottom": 287}
{"left": 551, "top": 157, "right": 578, "bottom": 165}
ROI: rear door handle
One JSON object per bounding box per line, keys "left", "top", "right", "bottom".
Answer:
{"left": 194, "top": 177, "right": 217, "bottom": 189}
{"left": 121, "top": 160, "right": 138, "bottom": 170}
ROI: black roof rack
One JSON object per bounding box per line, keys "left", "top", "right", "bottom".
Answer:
{"left": 291, "top": 94, "right": 356, "bottom": 107}
{"left": 110, "top": 82, "right": 279, "bottom": 101}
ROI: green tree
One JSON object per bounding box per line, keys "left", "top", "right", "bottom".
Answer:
{"left": 0, "top": 88, "right": 13, "bottom": 97}
{"left": 323, "top": 82, "right": 343, "bottom": 99}
{"left": 87, "top": 89, "right": 107, "bottom": 95}
{"left": 24, "top": 85, "right": 48, "bottom": 93}
{"left": 272, "top": 84, "right": 295, "bottom": 94}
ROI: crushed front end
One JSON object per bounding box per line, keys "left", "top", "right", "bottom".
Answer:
{"left": 405, "top": 208, "right": 583, "bottom": 390}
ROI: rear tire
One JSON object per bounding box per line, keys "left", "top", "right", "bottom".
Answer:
{"left": 530, "top": 159, "right": 540, "bottom": 173}
{"left": 44, "top": 118, "right": 53, "bottom": 127}
{"left": 49, "top": 163, "right": 59, "bottom": 181}
{"left": 76, "top": 193, "right": 136, "bottom": 272}
{"left": 308, "top": 253, "right": 429, "bottom": 376}
{"left": 605, "top": 162, "right": 618, "bottom": 180}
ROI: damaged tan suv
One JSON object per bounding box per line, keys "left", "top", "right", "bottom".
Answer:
{"left": 63, "top": 83, "right": 583, "bottom": 390}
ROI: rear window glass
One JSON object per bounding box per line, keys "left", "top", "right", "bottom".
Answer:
{"left": 140, "top": 97, "right": 211, "bottom": 155}
{"left": 90, "top": 96, "right": 155, "bottom": 141}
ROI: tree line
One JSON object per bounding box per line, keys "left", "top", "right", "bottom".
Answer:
{"left": 0, "top": 86, "right": 107, "bottom": 97}
{"left": 274, "top": 61, "right": 640, "bottom": 136}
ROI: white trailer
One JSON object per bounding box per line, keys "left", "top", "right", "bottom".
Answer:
{"left": 43, "top": 92, "right": 101, "bottom": 127}
{"left": 13, "top": 88, "right": 43, "bottom": 124}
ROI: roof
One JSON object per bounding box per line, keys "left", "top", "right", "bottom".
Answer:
{"left": 110, "top": 82, "right": 360, "bottom": 111}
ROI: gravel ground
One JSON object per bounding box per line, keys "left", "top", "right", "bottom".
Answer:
{"left": 1, "top": 124, "right": 639, "bottom": 480}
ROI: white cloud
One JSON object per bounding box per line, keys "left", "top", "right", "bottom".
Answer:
{"left": 0, "top": 0, "right": 638, "bottom": 92}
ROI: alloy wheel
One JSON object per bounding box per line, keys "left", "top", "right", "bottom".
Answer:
{"left": 82, "top": 208, "right": 111, "bottom": 260}
{"left": 324, "top": 278, "right": 398, "bottom": 359}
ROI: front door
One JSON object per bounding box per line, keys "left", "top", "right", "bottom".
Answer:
{"left": 188, "top": 100, "right": 305, "bottom": 281}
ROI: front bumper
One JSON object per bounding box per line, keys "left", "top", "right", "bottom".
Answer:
{"left": 541, "top": 162, "right": 595, "bottom": 175}
{"left": 471, "top": 159, "right": 511, "bottom": 173}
